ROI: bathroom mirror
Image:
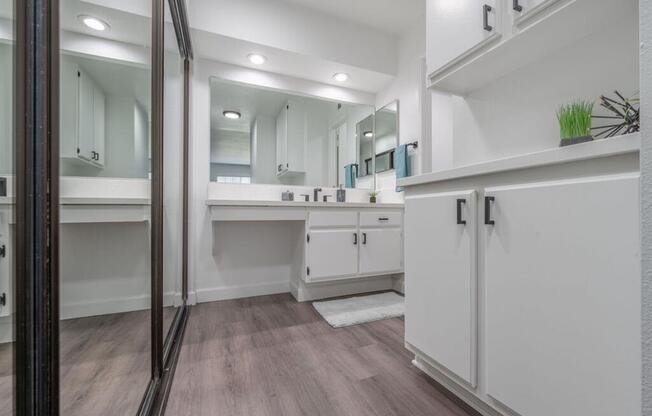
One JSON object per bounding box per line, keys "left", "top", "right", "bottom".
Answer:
{"left": 209, "top": 77, "right": 375, "bottom": 189}
{"left": 357, "top": 115, "right": 374, "bottom": 179}
{"left": 58, "top": 1, "right": 152, "bottom": 414}
{"left": 374, "top": 100, "right": 399, "bottom": 174}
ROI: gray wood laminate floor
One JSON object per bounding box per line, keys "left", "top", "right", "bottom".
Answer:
{"left": 166, "top": 293, "right": 479, "bottom": 416}
{"left": 0, "top": 306, "right": 177, "bottom": 416}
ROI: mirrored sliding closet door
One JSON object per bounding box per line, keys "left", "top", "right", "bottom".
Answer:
{"left": 58, "top": 1, "right": 152, "bottom": 414}
{"left": 0, "top": 0, "right": 14, "bottom": 414}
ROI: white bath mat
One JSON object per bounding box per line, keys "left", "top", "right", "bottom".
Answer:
{"left": 313, "top": 292, "right": 404, "bottom": 328}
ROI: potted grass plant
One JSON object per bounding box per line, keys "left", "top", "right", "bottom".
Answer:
{"left": 557, "top": 100, "right": 594, "bottom": 147}
{"left": 369, "top": 191, "right": 379, "bottom": 203}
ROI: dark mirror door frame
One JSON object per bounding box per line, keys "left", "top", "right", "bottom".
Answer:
{"left": 14, "top": 0, "right": 193, "bottom": 414}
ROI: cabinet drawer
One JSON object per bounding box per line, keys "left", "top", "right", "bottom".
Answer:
{"left": 360, "top": 211, "right": 402, "bottom": 228}
{"left": 309, "top": 210, "right": 357, "bottom": 228}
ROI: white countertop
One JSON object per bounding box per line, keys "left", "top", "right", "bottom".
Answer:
{"left": 398, "top": 133, "right": 640, "bottom": 187}
{"left": 206, "top": 199, "right": 404, "bottom": 209}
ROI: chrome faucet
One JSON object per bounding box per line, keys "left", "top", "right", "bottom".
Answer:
{"left": 313, "top": 187, "right": 322, "bottom": 202}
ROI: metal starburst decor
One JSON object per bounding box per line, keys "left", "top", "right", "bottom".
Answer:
{"left": 591, "top": 91, "right": 640, "bottom": 138}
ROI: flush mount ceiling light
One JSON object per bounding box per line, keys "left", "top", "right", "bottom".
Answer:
{"left": 363, "top": 131, "right": 373, "bottom": 138}
{"left": 333, "top": 72, "right": 349, "bottom": 82}
{"left": 78, "top": 15, "right": 110, "bottom": 31}
{"left": 223, "top": 110, "right": 241, "bottom": 120}
{"left": 247, "top": 53, "right": 267, "bottom": 65}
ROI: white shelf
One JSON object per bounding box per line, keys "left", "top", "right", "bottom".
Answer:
{"left": 399, "top": 133, "right": 640, "bottom": 187}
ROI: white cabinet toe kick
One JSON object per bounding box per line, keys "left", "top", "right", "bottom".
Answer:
{"left": 207, "top": 202, "right": 405, "bottom": 302}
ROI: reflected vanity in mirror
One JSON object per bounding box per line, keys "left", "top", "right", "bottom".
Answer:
{"left": 209, "top": 77, "right": 376, "bottom": 192}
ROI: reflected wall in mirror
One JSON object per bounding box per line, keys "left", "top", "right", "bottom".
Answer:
{"left": 209, "top": 77, "right": 375, "bottom": 190}
{"left": 374, "top": 100, "right": 399, "bottom": 174}
{"left": 0, "top": 0, "right": 13, "bottom": 414}
{"left": 59, "top": 1, "right": 152, "bottom": 415}
{"left": 357, "top": 115, "right": 374, "bottom": 180}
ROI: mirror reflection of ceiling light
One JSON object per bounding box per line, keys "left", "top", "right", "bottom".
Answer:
{"left": 247, "top": 53, "right": 267, "bottom": 65}
{"left": 363, "top": 131, "right": 373, "bottom": 138}
{"left": 333, "top": 73, "right": 349, "bottom": 82}
{"left": 223, "top": 110, "right": 242, "bottom": 120}
{"left": 79, "top": 15, "right": 110, "bottom": 31}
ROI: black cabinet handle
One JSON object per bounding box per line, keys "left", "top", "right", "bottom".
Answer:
{"left": 457, "top": 199, "right": 467, "bottom": 225}
{"left": 362, "top": 232, "right": 367, "bottom": 245}
{"left": 378, "top": 217, "right": 389, "bottom": 221}
{"left": 513, "top": 0, "right": 523, "bottom": 11}
{"left": 353, "top": 233, "right": 358, "bottom": 245}
{"left": 483, "top": 4, "right": 493, "bottom": 32}
{"left": 485, "top": 196, "right": 495, "bottom": 225}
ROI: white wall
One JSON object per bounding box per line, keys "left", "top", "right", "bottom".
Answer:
{"left": 373, "top": 17, "right": 426, "bottom": 196}
{"left": 640, "top": 0, "right": 652, "bottom": 413}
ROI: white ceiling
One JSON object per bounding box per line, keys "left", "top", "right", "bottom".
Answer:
{"left": 277, "top": 0, "right": 425, "bottom": 36}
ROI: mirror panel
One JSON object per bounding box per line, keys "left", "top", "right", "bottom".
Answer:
{"left": 0, "top": 0, "right": 13, "bottom": 414}
{"left": 374, "top": 100, "right": 399, "bottom": 174}
{"left": 58, "top": 1, "right": 151, "bottom": 414}
{"left": 209, "top": 77, "right": 375, "bottom": 190}
{"left": 163, "top": 2, "right": 184, "bottom": 340}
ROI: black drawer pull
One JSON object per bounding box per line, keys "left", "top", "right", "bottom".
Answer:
{"left": 513, "top": 0, "right": 523, "bottom": 12}
{"left": 483, "top": 4, "right": 493, "bottom": 32}
{"left": 457, "top": 199, "right": 467, "bottom": 225}
{"left": 485, "top": 196, "right": 495, "bottom": 225}
{"left": 362, "top": 232, "right": 367, "bottom": 245}
{"left": 353, "top": 233, "right": 358, "bottom": 245}
{"left": 378, "top": 217, "right": 389, "bottom": 221}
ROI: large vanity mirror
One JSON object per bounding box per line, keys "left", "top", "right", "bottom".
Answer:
{"left": 209, "top": 77, "right": 376, "bottom": 190}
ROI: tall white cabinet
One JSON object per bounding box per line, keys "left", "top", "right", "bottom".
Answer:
{"left": 405, "top": 190, "right": 477, "bottom": 387}
{"left": 276, "top": 100, "right": 306, "bottom": 177}
{"left": 60, "top": 59, "right": 106, "bottom": 168}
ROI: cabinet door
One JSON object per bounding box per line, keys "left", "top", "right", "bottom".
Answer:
{"left": 59, "top": 59, "right": 79, "bottom": 159}
{"left": 359, "top": 229, "right": 403, "bottom": 275}
{"left": 92, "top": 86, "right": 105, "bottom": 166}
{"left": 276, "top": 105, "right": 287, "bottom": 174}
{"left": 286, "top": 101, "right": 306, "bottom": 172}
{"left": 0, "top": 223, "right": 10, "bottom": 318}
{"left": 77, "top": 69, "right": 95, "bottom": 162}
{"left": 484, "top": 174, "right": 640, "bottom": 416}
{"left": 405, "top": 190, "right": 477, "bottom": 386}
{"left": 306, "top": 229, "right": 358, "bottom": 281}
{"left": 427, "top": 0, "right": 500, "bottom": 76}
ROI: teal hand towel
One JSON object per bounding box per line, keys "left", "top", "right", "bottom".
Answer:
{"left": 395, "top": 144, "right": 410, "bottom": 192}
{"left": 345, "top": 163, "right": 358, "bottom": 188}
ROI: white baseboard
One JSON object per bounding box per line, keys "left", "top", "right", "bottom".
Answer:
{"left": 292, "top": 275, "right": 394, "bottom": 302}
{"left": 195, "top": 281, "right": 290, "bottom": 303}
{"left": 60, "top": 291, "right": 178, "bottom": 320}
{"left": 392, "top": 274, "right": 405, "bottom": 294}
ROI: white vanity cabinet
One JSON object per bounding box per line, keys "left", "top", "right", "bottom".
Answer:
{"left": 405, "top": 190, "right": 477, "bottom": 387}
{"left": 426, "top": 0, "right": 501, "bottom": 78}
{"left": 0, "top": 207, "right": 10, "bottom": 318}
{"left": 484, "top": 174, "right": 640, "bottom": 416}
{"left": 403, "top": 161, "right": 641, "bottom": 415}
{"left": 60, "top": 59, "right": 106, "bottom": 168}
{"left": 305, "top": 209, "right": 404, "bottom": 283}
{"left": 276, "top": 100, "right": 306, "bottom": 177}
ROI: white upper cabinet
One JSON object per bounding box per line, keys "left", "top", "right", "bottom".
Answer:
{"left": 484, "top": 174, "right": 641, "bottom": 416}
{"left": 276, "top": 100, "right": 306, "bottom": 176}
{"left": 427, "top": 0, "right": 500, "bottom": 78}
{"left": 60, "top": 61, "right": 106, "bottom": 168}
{"left": 405, "top": 190, "right": 477, "bottom": 386}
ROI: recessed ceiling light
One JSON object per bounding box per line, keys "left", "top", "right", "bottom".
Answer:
{"left": 333, "top": 72, "right": 349, "bottom": 82}
{"left": 78, "top": 15, "right": 110, "bottom": 32}
{"left": 247, "top": 53, "right": 267, "bottom": 65}
{"left": 363, "top": 131, "right": 373, "bottom": 138}
{"left": 223, "top": 110, "right": 241, "bottom": 120}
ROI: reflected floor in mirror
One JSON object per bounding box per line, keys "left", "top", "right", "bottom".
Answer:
{"left": 167, "top": 294, "right": 479, "bottom": 416}
{"left": 0, "top": 307, "right": 176, "bottom": 416}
